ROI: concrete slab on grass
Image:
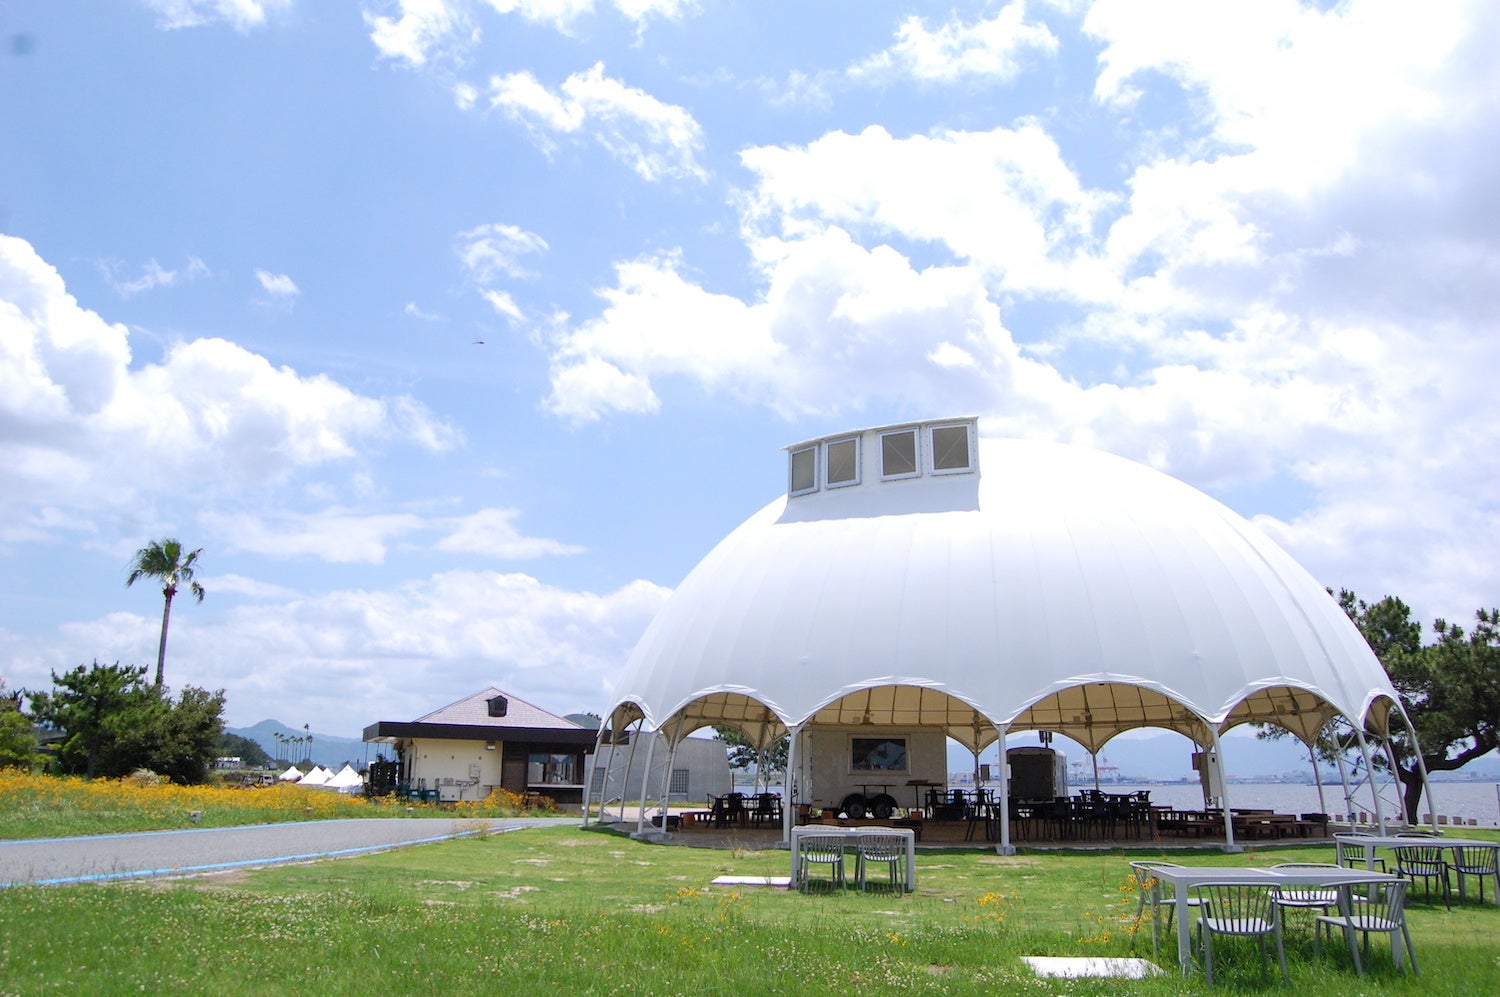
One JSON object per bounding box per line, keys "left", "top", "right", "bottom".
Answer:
{"left": 1022, "top": 957, "right": 1163, "bottom": 979}
{"left": 710, "top": 875, "right": 791, "bottom": 887}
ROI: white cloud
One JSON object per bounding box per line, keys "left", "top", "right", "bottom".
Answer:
{"left": 365, "top": 0, "right": 476, "bottom": 67}
{"left": 456, "top": 223, "right": 549, "bottom": 282}
{"left": 849, "top": 2, "right": 1059, "bottom": 85}
{"left": 480, "top": 289, "right": 525, "bottom": 322}
{"left": 202, "top": 505, "right": 581, "bottom": 564}
{"left": 404, "top": 301, "right": 443, "bottom": 321}
{"left": 483, "top": 0, "right": 695, "bottom": 32}
{"left": 434, "top": 508, "right": 585, "bottom": 558}
{"left": 0, "top": 235, "right": 460, "bottom": 532}
{"left": 204, "top": 508, "right": 429, "bottom": 564}
{"left": 7, "top": 570, "right": 671, "bottom": 734}
{"left": 542, "top": 231, "right": 1054, "bottom": 425}
{"left": 208, "top": 573, "right": 300, "bottom": 600}
{"left": 486, "top": 63, "right": 706, "bottom": 181}
{"left": 100, "top": 256, "right": 210, "bottom": 297}
{"left": 366, "top": 0, "right": 696, "bottom": 67}
{"left": 255, "top": 269, "right": 300, "bottom": 297}
{"left": 141, "top": 0, "right": 294, "bottom": 31}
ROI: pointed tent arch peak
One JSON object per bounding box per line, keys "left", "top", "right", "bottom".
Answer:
{"left": 1006, "top": 679, "right": 1216, "bottom": 754}
{"left": 804, "top": 682, "right": 1000, "bottom": 753}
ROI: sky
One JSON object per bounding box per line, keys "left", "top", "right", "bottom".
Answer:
{"left": 2, "top": 0, "right": 1498, "bottom": 740}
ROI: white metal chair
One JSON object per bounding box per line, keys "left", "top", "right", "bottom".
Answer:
{"left": 1451, "top": 844, "right": 1500, "bottom": 904}
{"left": 797, "top": 834, "right": 846, "bottom": 891}
{"left": 1271, "top": 863, "right": 1341, "bottom": 917}
{"left": 854, "top": 834, "right": 906, "bottom": 891}
{"left": 1192, "top": 882, "right": 1288, "bottom": 984}
{"left": 1129, "top": 861, "right": 1203, "bottom": 954}
{"left": 1392, "top": 845, "right": 1451, "bottom": 909}
{"left": 1340, "top": 833, "right": 1387, "bottom": 873}
{"left": 1315, "top": 878, "right": 1417, "bottom": 975}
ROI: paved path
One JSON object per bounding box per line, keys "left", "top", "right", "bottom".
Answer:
{"left": 0, "top": 817, "right": 570, "bottom": 886}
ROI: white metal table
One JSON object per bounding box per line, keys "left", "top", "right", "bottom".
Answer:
{"left": 1145, "top": 865, "right": 1403, "bottom": 975}
{"left": 788, "top": 826, "right": 916, "bottom": 892}
{"left": 1334, "top": 833, "right": 1500, "bottom": 905}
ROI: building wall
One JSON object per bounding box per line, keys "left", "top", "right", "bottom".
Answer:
{"left": 401, "top": 737, "right": 588, "bottom": 805}
{"left": 406, "top": 737, "right": 499, "bottom": 802}
{"left": 801, "top": 726, "right": 947, "bottom": 812}
{"left": 586, "top": 734, "right": 732, "bottom": 805}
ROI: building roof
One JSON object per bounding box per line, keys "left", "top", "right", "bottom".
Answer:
{"left": 363, "top": 687, "right": 594, "bottom": 746}
{"left": 415, "top": 686, "right": 583, "bottom": 730}
{"left": 605, "top": 422, "right": 1406, "bottom": 753}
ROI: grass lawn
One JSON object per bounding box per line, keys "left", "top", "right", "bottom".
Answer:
{"left": 3, "top": 824, "right": 1497, "bottom": 995}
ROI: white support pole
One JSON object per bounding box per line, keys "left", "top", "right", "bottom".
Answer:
{"left": 1352, "top": 727, "right": 1386, "bottom": 833}
{"left": 617, "top": 720, "right": 643, "bottom": 823}
{"left": 1333, "top": 730, "right": 1356, "bottom": 824}
{"left": 1381, "top": 736, "right": 1407, "bottom": 825}
{"left": 634, "top": 729, "right": 659, "bottom": 838}
{"left": 657, "top": 737, "right": 681, "bottom": 832}
{"left": 1401, "top": 710, "right": 1439, "bottom": 832}
{"left": 581, "top": 725, "right": 608, "bottom": 827}
{"left": 1090, "top": 751, "right": 1101, "bottom": 792}
{"left": 1308, "top": 739, "right": 1328, "bottom": 816}
{"left": 996, "top": 726, "right": 1014, "bottom": 855}
{"left": 1210, "top": 728, "right": 1238, "bottom": 852}
{"left": 782, "top": 724, "right": 801, "bottom": 846}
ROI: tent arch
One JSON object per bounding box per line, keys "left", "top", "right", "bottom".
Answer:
{"left": 1003, "top": 677, "right": 1217, "bottom": 753}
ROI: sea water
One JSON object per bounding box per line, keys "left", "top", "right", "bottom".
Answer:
{"left": 1101, "top": 782, "right": 1500, "bottom": 827}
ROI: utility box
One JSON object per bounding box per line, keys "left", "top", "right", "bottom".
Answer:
{"left": 1192, "top": 750, "right": 1223, "bottom": 806}
{"left": 1007, "top": 747, "right": 1067, "bottom": 799}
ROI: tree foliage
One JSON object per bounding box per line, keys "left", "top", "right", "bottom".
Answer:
{"left": 217, "top": 732, "right": 271, "bottom": 768}
{"left": 1336, "top": 590, "right": 1500, "bottom": 821}
{"left": 125, "top": 538, "right": 205, "bottom": 688}
{"left": 26, "top": 661, "right": 226, "bottom": 783}
{"left": 0, "top": 681, "right": 37, "bottom": 770}
{"left": 713, "top": 726, "right": 789, "bottom": 773}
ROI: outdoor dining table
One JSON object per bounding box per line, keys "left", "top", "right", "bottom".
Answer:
{"left": 1334, "top": 833, "right": 1500, "bottom": 905}
{"left": 1145, "top": 864, "right": 1404, "bottom": 975}
{"left": 788, "top": 826, "right": 917, "bottom": 892}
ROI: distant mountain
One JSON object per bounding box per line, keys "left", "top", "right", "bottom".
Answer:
{"left": 227, "top": 720, "right": 370, "bottom": 769}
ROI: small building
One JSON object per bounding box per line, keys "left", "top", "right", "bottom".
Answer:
{"left": 363, "top": 688, "right": 596, "bottom": 807}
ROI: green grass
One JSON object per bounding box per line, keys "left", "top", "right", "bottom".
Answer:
{"left": 3, "top": 825, "right": 1498, "bottom": 995}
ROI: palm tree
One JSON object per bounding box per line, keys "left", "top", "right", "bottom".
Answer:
{"left": 125, "top": 538, "right": 205, "bottom": 688}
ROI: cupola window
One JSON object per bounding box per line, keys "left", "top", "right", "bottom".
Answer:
{"left": 789, "top": 445, "right": 818, "bottom": 495}
{"left": 880, "top": 429, "right": 919, "bottom": 479}
{"left": 826, "top": 437, "right": 859, "bottom": 487}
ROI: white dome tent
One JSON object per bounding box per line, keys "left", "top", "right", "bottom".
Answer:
{"left": 593, "top": 419, "right": 1431, "bottom": 852}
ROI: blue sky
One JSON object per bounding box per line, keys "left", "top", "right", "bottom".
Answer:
{"left": 2, "top": 0, "right": 1497, "bottom": 738}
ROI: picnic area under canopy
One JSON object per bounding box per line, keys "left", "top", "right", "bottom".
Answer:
{"left": 593, "top": 419, "right": 1430, "bottom": 850}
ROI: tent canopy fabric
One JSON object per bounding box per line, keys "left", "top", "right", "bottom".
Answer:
{"left": 325, "top": 764, "right": 364, "bottom": 792}
{"left": 605, "top": 426, "right": 1404, "bottom": 751}
{"left": 278, "top": 765, "right": 303, "bottom": 782}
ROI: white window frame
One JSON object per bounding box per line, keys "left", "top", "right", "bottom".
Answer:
{"left": 927, "top": 422, "right": 976, "bottom": 475}
{"left": 789, "top": 445, "right": 819, "bottom": 496}
{"left": 879, "top": 428, "right": 921, "bottom": 481}
{"left": 824, "top": 436, "right": 861, "bottom": 488}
